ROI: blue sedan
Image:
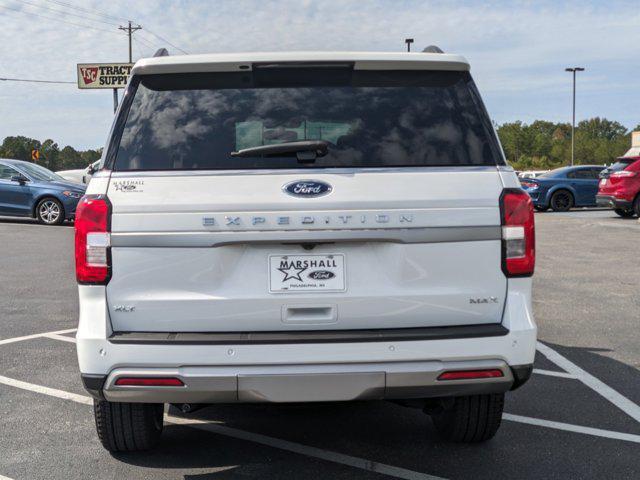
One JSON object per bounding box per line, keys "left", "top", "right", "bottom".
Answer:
{"left": 520, "top": 165, "right": 605, "bottom": 212}
{"left": 0, "top": 158, "right": 86, "bottom": 225}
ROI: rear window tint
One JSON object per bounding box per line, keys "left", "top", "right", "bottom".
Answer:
{"left": 108, "top": 68, "right": 503, "bottom": 171}
{"left": 609, "top": 159, "right": 635, "bottom": 172}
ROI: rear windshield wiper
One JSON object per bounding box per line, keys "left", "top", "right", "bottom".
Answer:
{"left": 230, "top": 140, "right": 329, "bottom": 163}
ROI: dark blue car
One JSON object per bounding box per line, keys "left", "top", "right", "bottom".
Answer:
{"left": 520, "top": 165, "right": 605, "bottom": 212}
{"left": 0, "top": 158, "right": 86, "bottom": 224}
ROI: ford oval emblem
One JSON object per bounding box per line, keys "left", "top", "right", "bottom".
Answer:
{"left": 283, "top": 180, "right": 332, "bottom": 198}
{"left": 308, "top": 270, "right": 335, "bottom": 280}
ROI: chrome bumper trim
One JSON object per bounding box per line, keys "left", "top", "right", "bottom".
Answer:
{"left": 101, "top": 360, "right": 514, "bottom": 403}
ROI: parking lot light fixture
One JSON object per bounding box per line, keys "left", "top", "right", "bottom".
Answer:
{"left": 405, "top": 38, "right": 414, "bottom": 52}
{"left": 565, "top": 67, "right": 585, "bottom": 166}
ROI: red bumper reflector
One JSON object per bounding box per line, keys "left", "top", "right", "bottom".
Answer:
{"left": 115, "top": 377, "right": 184, "bottom": 387}
{"left": 437, "top": 369, "right": 504, "bottom": 381}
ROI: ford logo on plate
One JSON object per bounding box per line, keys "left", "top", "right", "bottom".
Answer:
{"left": 308, "top": 270, "right": 335, "bottom": 280}
{"left": 283, "top": 180, "right": 332, "bottom": 198}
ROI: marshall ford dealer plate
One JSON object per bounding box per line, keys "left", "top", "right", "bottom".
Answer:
{"left": 269, "top": 254, "right": 346, "bottom": 293}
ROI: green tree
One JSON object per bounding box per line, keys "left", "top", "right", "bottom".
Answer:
{"left": 0, "top": 136, "right": 41, "bottom": 161}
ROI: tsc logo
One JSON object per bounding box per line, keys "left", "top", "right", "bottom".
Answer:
{"left": 80, "top": 67, "right": 98, "bottom": 84}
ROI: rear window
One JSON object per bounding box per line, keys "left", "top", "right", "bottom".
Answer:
{"left": 108, "top": 66, "right": 504, "bottom": 171}
{"left": 608, "top": 159, "right": 635, "bottom": 172}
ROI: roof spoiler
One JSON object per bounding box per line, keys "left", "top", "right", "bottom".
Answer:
{"left": 422, "top": 45, "right": 444, "bottom": 53}
{"left": 153, "top": 48, "right": 169, "bottom": 57}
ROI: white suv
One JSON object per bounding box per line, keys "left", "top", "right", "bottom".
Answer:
{"left": 75, "top": 50, "right": 536, "bottom": 452}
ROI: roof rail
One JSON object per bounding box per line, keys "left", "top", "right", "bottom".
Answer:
{"left": 153, "top": 48, "right": 169, "bottom": 57}
{"left": 422, "top": 45, "right": 444, "bottom": 54}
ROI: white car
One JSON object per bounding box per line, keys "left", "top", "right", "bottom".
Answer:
{"left": 518, "top": 170, "right": 549, "bottom": 179}
{"left": 56, "top": 160, "right": 100, "bottom": 184}
{"left": 75, "top": 50, "right": 537, "bottom": 452}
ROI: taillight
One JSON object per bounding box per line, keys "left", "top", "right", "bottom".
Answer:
{"left": 500, "top": 189, "right": 535, "bottom": 277}
{"left": 75, "top": 195, "right": 111, "bottom": 284}
{"left": 115, "top": 377, "right": 184, "bottom": 387}
{"left": 438, "top": 369, "right": 504, "bottom": 381}
{"left": 520, "top": 181, "right": 538, "bottom": 190}
{"left": 611, "top": 170, "right": 637, "bottom": 178}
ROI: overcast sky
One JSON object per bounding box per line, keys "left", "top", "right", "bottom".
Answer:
{"left": 1, "top": 0, "right": 639, "bottom": 150}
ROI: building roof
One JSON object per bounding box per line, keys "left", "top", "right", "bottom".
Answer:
{"left": 131, "top": 51, "right": 470, "bottom": 76}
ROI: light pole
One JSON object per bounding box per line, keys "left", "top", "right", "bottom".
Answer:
{"left": 565, "top": 67, "right": 585, "bottom": 166}
{"left": 405, "top": 38, "right": 414, "bottom": 52}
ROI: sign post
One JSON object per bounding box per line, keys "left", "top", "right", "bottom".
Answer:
{"left": 77, "top": 63, "right": 133, "bottom": 113}
{"left": 113, "top": 89, "right": 119, "bottom": 113}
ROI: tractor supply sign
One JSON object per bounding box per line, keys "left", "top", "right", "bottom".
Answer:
{"left": 77, "top": 63, "right": 133, "bottom": 89}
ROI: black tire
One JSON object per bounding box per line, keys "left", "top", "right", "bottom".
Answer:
{"left": 549, "top": 190, "right": 574, "bottom": 212}
{"left": 633, "top": 195, "right": 640, "bottom": 217}
{"left": 614, "top": 208, "right": 635, "bottom": 218}
{"left": 534, "top": 205, "right": 549, "bottom": 212}
{"left": 94, "top": 400, "right": 164, "bottom": 452}
{"left": 35, "top": 197, "right": 65, "bottom": 225}
{"left": 430, "top": 394, "right": 504, "bottom": 443}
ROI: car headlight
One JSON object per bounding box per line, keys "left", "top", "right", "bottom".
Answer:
{"left": 63, "top": 191, "right": 84, "bottom": 199}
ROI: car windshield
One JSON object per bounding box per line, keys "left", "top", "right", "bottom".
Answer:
{"left": 17, "top": 162, "right": 64, "bottom": 182}
{"left": 109, "top": 67, "right": 504, "bottom": 171}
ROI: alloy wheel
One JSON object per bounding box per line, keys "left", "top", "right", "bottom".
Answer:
{"left": 551, "top": 191, "right": 573, "bottom": 212}
{"left": 39, "top": 200, "right": 61, "bottom": 224}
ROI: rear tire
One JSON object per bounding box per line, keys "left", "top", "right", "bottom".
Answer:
{"left": 614, "top": 208, "right": 635, "bottom": 218}
{"left": 549, "top": 190, "right": 574, "bottom": 212}
{"left": 429, "top": 394, "right": 504, "bottom": 442}
{"left": 633, "top": 195, "right": 640, "bottom": 217}
{"left": 94, "top": 400, "right": 164, "bottom": 452}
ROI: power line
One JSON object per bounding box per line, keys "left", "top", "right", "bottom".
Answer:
{"left": 42, "top": 0, "right": 128, "bottom": 23}
{"left": 13, "top": 0, "right": 120, "bottom": 26}
{"left": 141, "top": 27, "right": 189, "bottom": 54}
{"left": 0, "top": 3, "right": 125, "bottom": 35}
{"left": 133, "top": 35, "right": 159, "bottom": 56}
{"left": 6, "top": 1, "right": 189, "bottom": 55}
{"left": 0, "top": 77, "right": 75, "bottom": 84}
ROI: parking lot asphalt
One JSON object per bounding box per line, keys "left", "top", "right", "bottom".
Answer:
{"left": 0, "top": 210, "right": 639, "bottom": 479}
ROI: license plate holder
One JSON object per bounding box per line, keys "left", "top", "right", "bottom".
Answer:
{"left": 269, "top": 254, "right": 346, "bottom": 293}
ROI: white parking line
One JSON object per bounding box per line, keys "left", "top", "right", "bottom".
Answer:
{"left": 503, "top": 414, "right": 640, "bottom": 444}
{"left": 0, "top": 328, "right": 77, "bottom": 346}
{"left": 0, "top": 375, "right": 92, "bottom": 405}
{"left": 0, "top": 375, "right": 443, "bottom": 480}
{"left": 43, "top": 333, "right": 77, "bottom": 344}
{"left": 167, "top": 415, "right": 444, "bottom": 480}
{"left": 0, "top": 474, "right": 15, "bottom": 480}
{"left": 536, "top": 341, "right": 640, "bottom": 424}
{"left": 533, "top": 368, "right": 576, "bottom": 379}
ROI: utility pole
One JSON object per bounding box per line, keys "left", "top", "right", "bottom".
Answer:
{"left": 405, "top": 38, "right": 414, "bottom": 52}
{"left": 119, "top": 21, "right": 142, "bottom": 64}
{"left": 113, "top": 21, "right": 142, "bottom": 113}
{"left": 565, "top": 67, "right": 585, "bottom": 166}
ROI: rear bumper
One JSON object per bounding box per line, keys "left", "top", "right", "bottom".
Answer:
{"left": 523, "top": 190, "right": 546, "bottom": 207}
{"left": 77, "top": 277, "right": 537, "bottom": 403}
{"left": 83, "top": 361, "right": 532, "bottom": 404}
{"left": 596, "top": 195, "right": 632, "bottom": 209}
